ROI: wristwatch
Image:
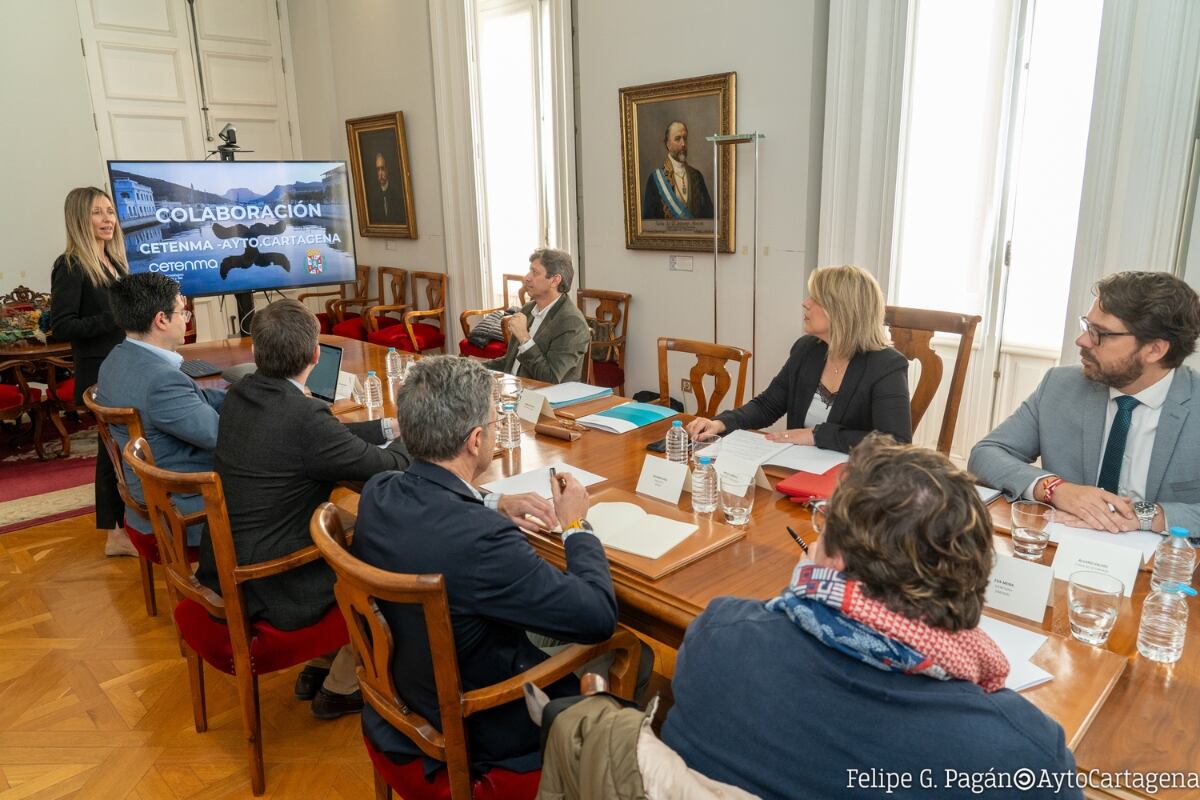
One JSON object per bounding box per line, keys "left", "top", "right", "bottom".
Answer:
{"left": 1133, "top": 500, "right": 1157, "bottom": 531}
{"left": 562, "top": 518, "right": 593, "bottom": 541}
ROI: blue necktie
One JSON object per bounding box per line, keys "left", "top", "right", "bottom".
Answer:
{"left": 1097, "top": 395, "right": 1140, "bottom": 493}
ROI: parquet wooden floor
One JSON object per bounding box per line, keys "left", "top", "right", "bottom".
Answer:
{"left": 0, "top": 515, "right": 376, "bottom": 799}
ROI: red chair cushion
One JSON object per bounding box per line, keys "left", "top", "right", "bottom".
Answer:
{"left": 363, "top": 735, "right": 539, "bottom": 800}
{"left": 125, "top": 524, "right": 199, "bottom": 565}
{"left": 173, "top": 599, "right": 348, "bottom": 675}
{"left": 369, "top": 323, "right": 445, "bottom": 353}
{"left": 55, "top": 377, "right": 75, "bottom": 403}
{"left": 590, "top": 360, "right": 625, "bottom": 389}
{"left": 458, "top": 338, "right": 508, "bottom": 359}
{"left": 331, "top": 316, "right": 366, "bottom": 340}
{"left": 315, "top": 312, "right": 334, "bottom": 335}
{"left": 0, "top": 384, "right": 42, "bottom": 411}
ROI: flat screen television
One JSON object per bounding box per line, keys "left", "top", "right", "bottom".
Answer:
{"left": 106, "top": 160, "right": 357, "bottom": 298}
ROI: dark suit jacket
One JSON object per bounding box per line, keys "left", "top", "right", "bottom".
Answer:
{"left": 201, "top": 373, "right": 410, "bottom": 630}
{"left": 715, "top": 335, "right": 912, "bottom": 453}
{"left": 483, "top": 295, "right": 591, "bottom": 383}
{"left": 367, "top": 182, "right": 407, "bottom": 225}
{"left": 49, "top": 255, "right": 125, "bottom": 403}
{"left": 642, "top": 165, "right": 714, "bottom": 219}
{"left": 352, "top": 461, "right": 618, "bottom": 772}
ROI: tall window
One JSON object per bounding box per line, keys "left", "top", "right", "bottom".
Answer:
{"left": 893, "top": 0, "right": 1103, "bottom": 352}
{"left": 474, "top": 0, "right": 562, "bottom": 307}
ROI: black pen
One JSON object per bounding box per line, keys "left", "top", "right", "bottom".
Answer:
{"left": 549, "top": 467, "right": 566, "bottom": 492}
{"left": 786, "top": 526, "right": 810, "bottom": 554}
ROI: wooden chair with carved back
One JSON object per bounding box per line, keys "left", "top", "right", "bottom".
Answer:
{"left": 368, "top": 271, "right": 447, "bottom": 355}
{"left": 325, "top": 264, "right": 377, "bottom": 340}
{"left": 309, "top": 502, "right": 641, "bottom": 800}
{"left": 458, "top": 274, "right": 530, "bottom": 359}
{"left": 0, "top": 357, "right": 56, "bottom": 459}
{"left": 578, "top": 289, "right": 631, "bottom": 395}
{"left": 884, "top": 306, "right": 982, "bottom": 455}
{"left": 657, "top": 337, "right": 752, "bottom": 417}
{"left": 125, "top": 438, "right": 349, "bottom": 796}
{"left": 362, "top": 266, "right": 411, "bottom": 339}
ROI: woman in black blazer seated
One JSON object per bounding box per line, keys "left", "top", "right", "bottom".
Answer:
{"left": 49, "top": 187, "right": 131, "bottom": 556}
{"left": 688, "top": 264, "right": 911, "bottom": 453}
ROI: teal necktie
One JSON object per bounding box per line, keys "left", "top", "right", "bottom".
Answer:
{"left": 1097, "top": 395, "right": 1140, "bottom": 493}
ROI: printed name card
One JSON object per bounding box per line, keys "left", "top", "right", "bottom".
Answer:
{"left": 985, "top": 553, "right": 1055, "bottom": 623}
{"left": 1051, "top": 532, "right": 1141, "bottom": 597}
{"left": 515, "top": 389, "right": 554, "bottom": 423}
{"left": 635, "top": 455, "right": 689, "bottom": 505}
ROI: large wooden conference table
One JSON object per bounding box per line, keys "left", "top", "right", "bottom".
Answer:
{"left": 185, "top": 335, "right": 1200, "bottom": 799}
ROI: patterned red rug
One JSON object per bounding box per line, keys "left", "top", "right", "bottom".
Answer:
{"left": 0, "top": 427, "right": 98, "bottom": 534}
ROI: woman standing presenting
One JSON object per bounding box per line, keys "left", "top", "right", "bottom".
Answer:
{"left": 688, "top": 265, "right": 912, "bottom": 453}
{"left": 50, "top": 187, "right": 131, "bottom": 556}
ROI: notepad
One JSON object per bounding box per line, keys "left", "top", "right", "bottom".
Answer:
{"left": 587, "top": 502, "right": 698, "bottom": 559}
{"left": 575, "top": 402, "right": 677, "bottom": 434}
{"left": 537, "top": 382, "right": 614, "bottom": 408}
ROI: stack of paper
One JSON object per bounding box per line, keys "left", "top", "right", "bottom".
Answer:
{"left": 481, "top": 463, "right": 606, "bottom": 498}
{"left": 587, "top": 502, "right": 698, "bottom": 559}
{"left": 977, "top": 616, "right": 1053, "bottom": 692}
{"left": 1046, "top": 522, "right": 1161, "bottom": 564}
{"left": 707, "top": 429, "right": 850, "bottom": 474}
{"left": 575, "top": 402, "right": 677, "bottom": 434}
{"left": 537, "top": 382, "right": 613, "bottom": 408}
{"left": 976, "top": 485, "right": 1002, "bottom": 504}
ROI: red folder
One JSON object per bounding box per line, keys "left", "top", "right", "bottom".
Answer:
{"left": 776, "top": 463, "right": 845, "bottom": 503}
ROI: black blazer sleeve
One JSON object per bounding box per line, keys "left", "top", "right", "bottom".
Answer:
{"left": 813, "top": 348, "right": 912, "bottom": 452}
{"left": 301, "top": 404, "right": 410, "bottom": 482}
{"left": 49, "top": 256, "right": 120, "bottom": 344}
{"left": 714, "top": 337, "right": 816, "bottom": 433}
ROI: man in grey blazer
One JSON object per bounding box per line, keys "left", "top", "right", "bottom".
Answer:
{"left": 484, "top": 248, "right": 591, "bottom": 384}
{"left": 97, "top": 273, "right": 224, "bottom": 546}
{"left": 970, "top": 271, "right": 1200, "bottom": 534}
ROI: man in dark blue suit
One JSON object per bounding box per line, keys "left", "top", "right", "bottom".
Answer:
{"left": 97, "top": 273, "right": 224, "bottom": 546}
{"left": 352, "top": 356, "right": 618, "bottom": 776}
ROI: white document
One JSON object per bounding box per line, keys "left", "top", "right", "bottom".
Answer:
{"left": 587, "top": 502, "right": 698, "bottom": 560}
{"left": 1051, "top": 532, "right": 1141, "bottom": 597}
{"left": 537, "top": 382, "right": 612, "bottom": 407}
{"left": 985, "top": 553, "right": 1056, "bottom": 622}
{"left": 1046, "top": 521, "right": 1160, "bottom": 564}
{"left": 713, "top": 429, "right": 791, "bottom": 466}
{"left": 336, "top": 371, "right": 359, "bottom": 401}
{"left": 763, "top": 445, "right": 849, "bottom": 474}
{"left": 977, "top": 616, "right": 1053, "bottom": 692}
{"left": 635, "top": 455, "right": 689, "bottom": 504}
{"left": 480, "top": 462, "right": 606, "bottom": 499}
{"left": 976, "top": 485, "right": 1003, "bottom": 505}
{"left": 516, "top": 389, "right": 554, "bottom": 423}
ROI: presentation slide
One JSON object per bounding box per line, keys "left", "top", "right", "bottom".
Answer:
{"left": 107, "top": 161, "right": 357, "bottom": 298}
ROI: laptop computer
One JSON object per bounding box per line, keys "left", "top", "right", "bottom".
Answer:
{"left": 306, "top": 343, "right": 343, "bottom": 404}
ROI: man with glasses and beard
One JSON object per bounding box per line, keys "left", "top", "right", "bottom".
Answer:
{"left": 970, "top": 270, "right": 1200, "bottom": 534}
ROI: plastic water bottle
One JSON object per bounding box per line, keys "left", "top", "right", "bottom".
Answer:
{"left": 498, "top": 401, "right": 522, "bottom": 450}
{"left": 1137, "top": 582, "right": 1197, "bottom": 663}
{"left": 666, "top": 419, "right": 689, "bottom": 464}
{"left": 363, "top": 370, "right": 383, "bottom": 418}
{"left": 385, "top": 348, "right": 403, "bottom": 381}
{"left": 1151, "top": 526, "right": 1196, "bottom": 591}
{"left": 692, "top": 455, "right": 718, "bottom": 513}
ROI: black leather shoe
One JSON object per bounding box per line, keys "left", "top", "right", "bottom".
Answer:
{"left": 293, "top": 666, "right": 330, "bottom": 700}
{"left": 311, "top": 687, "right": 363, "bottom": 720}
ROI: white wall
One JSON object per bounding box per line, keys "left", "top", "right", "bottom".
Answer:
{"left": 286, "top": 0, "right": 448, "bottom": 289}
{"left": 0, "top": 1, "right": 106, "bottom": 293}
{"left": 574, "top": 0, "right": 829, "bottom": 410}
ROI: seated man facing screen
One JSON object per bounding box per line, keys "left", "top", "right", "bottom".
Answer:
{"left": 483, "top": 247, "right": 592, "bottom": 384}
{"left": 970, "top": 270, "right": 1200, "bottom": 533}
{"left": 98, "top": 272, "right": 223, "bottom": 545}
{"left": 662, "top": 436, "right": 1079, "bottom": 800}
{"left": 202, "top": 298, "right": 412, "bottom": 719}
{"left": 352, "top": 355, "right": 618, "bottom": 776}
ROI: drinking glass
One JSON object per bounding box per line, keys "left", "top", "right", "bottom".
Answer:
{"left": 1067, "top": 571, "right": 1123, "bottom": 645}
{"left": 719, "top": 471, "right": 755, "bottom": 525}
{"left": 396, "top": 353, "right": 414, "bottom": 381}
{"left": 1010, "top": 500, "right": 1053, "bottom": 560}
{"left": 691, "top": 433, "right": 720, "bottom": 468}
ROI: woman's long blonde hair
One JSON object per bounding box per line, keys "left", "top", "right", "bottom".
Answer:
{"left": 807, "top": 264, "right": 889, "bottom": 359}
{"left": 62, "top": 187, "right": 127, "bottom": 287}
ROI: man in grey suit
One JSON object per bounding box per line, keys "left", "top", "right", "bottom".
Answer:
{"left": 97, "top": 273, "right": 223, "bottom": 547}
{"left": 484, "top": 248, "right": 592, "bottom": 384}
{"left": 970, "top": 271, "right": 1200, "bottom": 534}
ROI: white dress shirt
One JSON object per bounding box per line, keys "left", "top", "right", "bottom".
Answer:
{"left": 512, "top": 293, "right": 563, "bottom": 375}
{"left": 668, "top": 155, "right": 689, "bottom": 202}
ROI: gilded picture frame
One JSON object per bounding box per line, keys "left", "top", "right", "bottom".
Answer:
{"left": 346, "top": 112, "right": 418, "bottom": 239}
{"left": 620, "top": 72, "right": 735, "bottom": 253}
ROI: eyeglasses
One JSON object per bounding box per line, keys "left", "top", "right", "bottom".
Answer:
{"left": 806, "top": 499, "right": 828, "bottom": 535}
{"left": 1078, "top": 316, "right": 1135, "bottom": 347}
{"left": 168, "top": 308, "right": 192, "bottom": 323}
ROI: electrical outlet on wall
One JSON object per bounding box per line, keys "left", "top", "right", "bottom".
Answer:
{"left": 681, "top": 378, "right": 692, "bottom": 394}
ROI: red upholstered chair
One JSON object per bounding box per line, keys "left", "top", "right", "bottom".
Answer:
{"left": 125, "top": 439, "right": 349, "bottom": 796}
{"left": 458, "top": 274, "right": 528, "bottom": 358}
{"left": 578, "top": 289, "right": 631, "bottom": 396}
{"left": 367, "top": 271, "right": 447, "bottom": 355}
{"left": 0, "top": 358, "right": 51, "bottom": 458}
{"left": 309, "top": 502, "right": 642, "bottom": 800}
{"left": 322, "top": 264, "right": 375, "bottom": 340}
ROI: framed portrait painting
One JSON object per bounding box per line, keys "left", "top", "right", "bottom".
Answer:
{"left": 620, "top": 72, "right": 735, "bottom": 253}
{"left": 346, "top": 112, "right": 418, "bottom": 238}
